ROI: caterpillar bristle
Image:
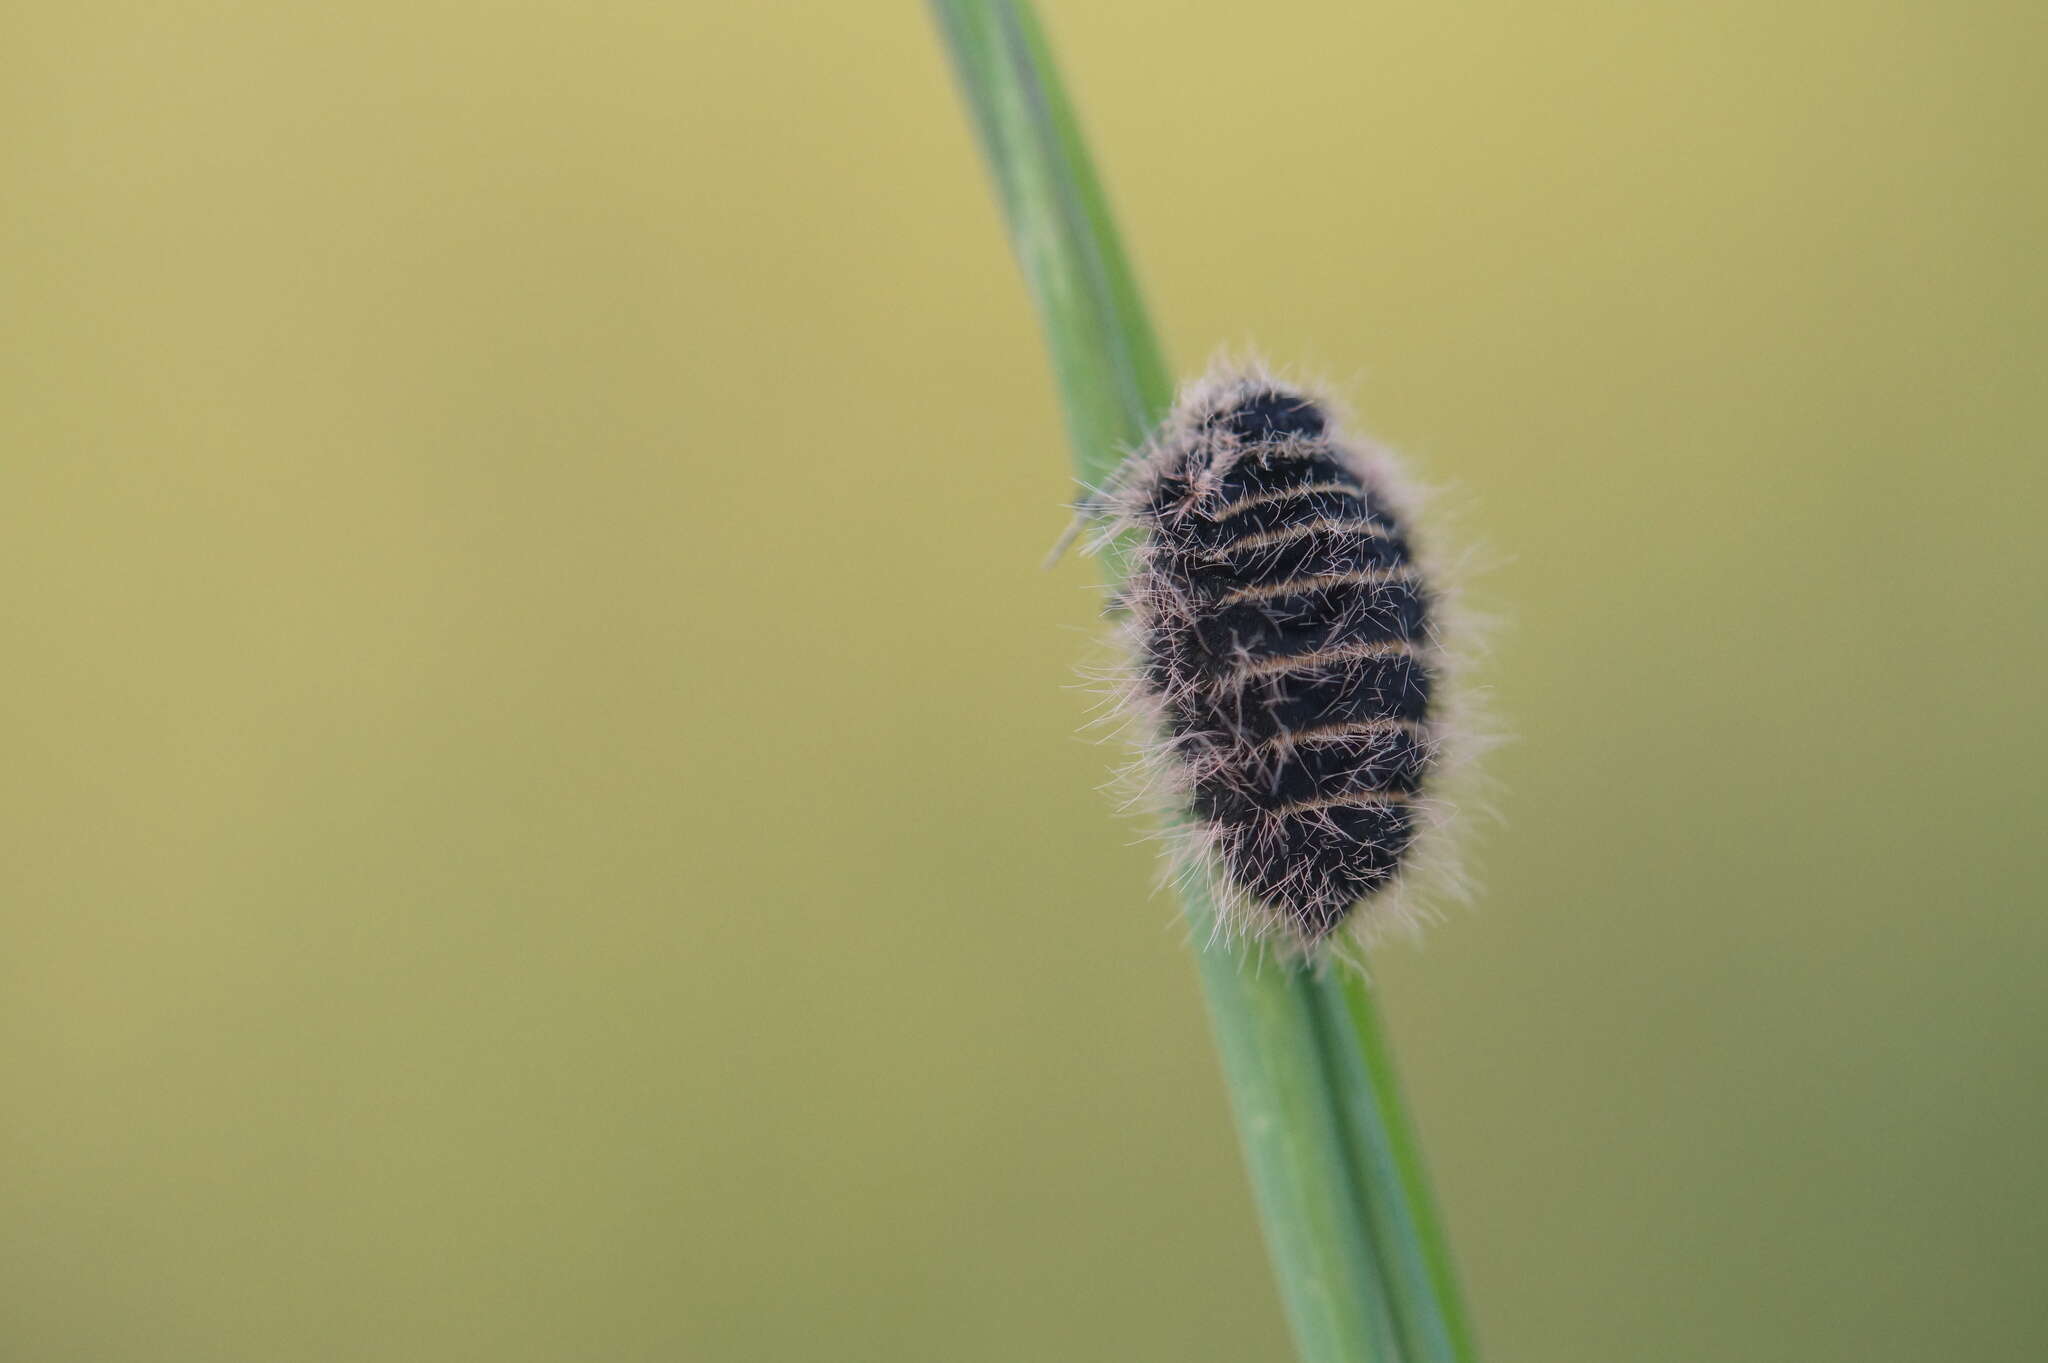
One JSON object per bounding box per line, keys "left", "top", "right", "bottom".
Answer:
{"left": 1080, "top": 357, "right": 1481, "bottom": 958}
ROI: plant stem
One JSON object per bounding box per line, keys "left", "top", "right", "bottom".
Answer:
{"left": 1314, "top": 972, "right": 1478, "bottom": 1363}
{"left": 930, "top": 5, "right": 1475, "bottom": 1359}
{"left": 1183, "top": 887, "right": 1403, "bottom": 1362}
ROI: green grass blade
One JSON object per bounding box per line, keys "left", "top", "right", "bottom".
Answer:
{"left": 931, "top": 5, "right": 1475, "bottom": 1360}
{"left": 929, "top": 0, "right": 1167, "bottom": 491}
{"left": 1314, "top": 973, "right": 1479, "bottom": 1363}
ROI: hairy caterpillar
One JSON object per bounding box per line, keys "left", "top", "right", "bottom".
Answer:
{"left": 1083, "top": 361, "right": 1469, "bottom": 955}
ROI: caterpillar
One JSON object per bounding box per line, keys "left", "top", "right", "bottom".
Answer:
{"left": 1084, "top": 361, "right": 1467, "bottom": 955}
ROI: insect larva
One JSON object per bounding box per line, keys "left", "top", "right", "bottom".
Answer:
{"left": 1084, "top": 360, "right": 1465, "bottom": 954}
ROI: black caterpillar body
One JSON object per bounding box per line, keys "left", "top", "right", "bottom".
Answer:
{"left": 1097, "top": 364, "right": 1449, "bottom": 950}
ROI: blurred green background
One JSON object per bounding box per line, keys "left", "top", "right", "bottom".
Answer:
{"left": 4, "top": 2, "right": 2045, "bottom": 1360}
